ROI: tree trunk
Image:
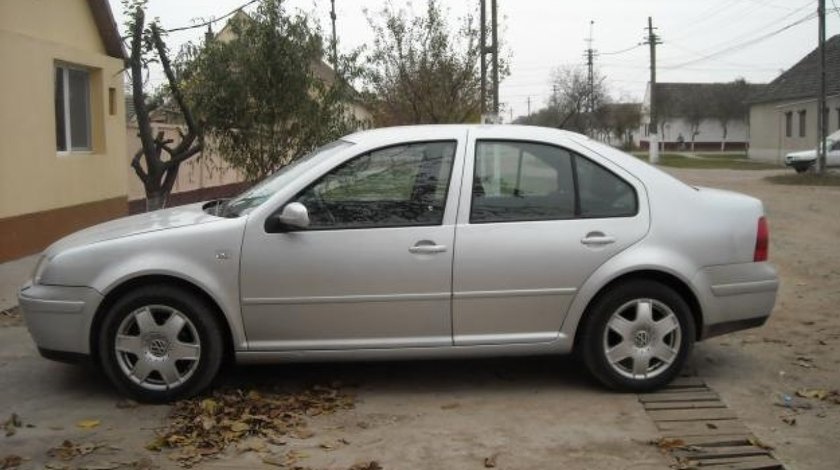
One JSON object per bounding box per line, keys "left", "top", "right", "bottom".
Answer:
{"left": 720, "top": 125, "right": 728, "bottom": 151}
{"left": 146, "top": 193, "right": 168, "bottom": 212}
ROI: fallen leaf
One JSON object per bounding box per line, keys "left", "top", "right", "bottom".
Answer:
{"left": 441, "top": 403, "right": 460, "bottom": 410}
{"left": 797, "top": 388, "right": 829, "bottom": 400}
{"left": 236, "top": 438, "right": 267, "bottom": 453}
{"left": 79, "top": 464, "right": 120, "bottom": 470}
{"left": 44, "top": 463, "right": 69, "bottom": 470}
{"left": 76, "top": 420, "right": 101, "bottom": 430}
{"left": 3, "top": 414, "right": 22, "bottom": 437}
{"left": 115, "top": 400, "right": 138, "bottom": 409}
{"left": 748, "top": 437, "right": 774, "bottom": 450}
{"left": 349, "top": 462, "right": 382, "bottom": 470}
{"left": 229, "top": 421, "right": 250, "bottom": 433}
{"left": 47, "top": 441, "right": 101, "bottom": 461}
{"left": 781, "top": 416, "right": 796, "bottom": 426}
{"left": 290, "top": 428, "right": 315, "bottom": 439}
{"left": 705, "top": 423, "right": 718, "bottom": 430}
{"left": 484, "top": 453, "right": 498, "bottom": 468}
{"left": 1, "top": 455, "right": 23, "bottom": 470}
{"left": 652, "top": 437, "right": 686, "bottom": 451}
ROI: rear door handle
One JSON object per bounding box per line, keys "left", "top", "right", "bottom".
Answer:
{"left": 409, "top": 242, "right": 448, "bottom": 254}
{"left": 581, "top": 232, "right": 616, "bottom": 246}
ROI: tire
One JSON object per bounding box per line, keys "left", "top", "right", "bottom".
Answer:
{"left": 579, "top": 280, "right": 695, "bottom": 392}
{"left": 98, "top": 285, "right": 225, "bottom": 403}
{"left": 794, "top": 165, "right": 810, "bottom": 174}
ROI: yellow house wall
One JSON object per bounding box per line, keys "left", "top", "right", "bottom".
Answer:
{"left": 0, "top": 0, "right": 126, "bottom": 219}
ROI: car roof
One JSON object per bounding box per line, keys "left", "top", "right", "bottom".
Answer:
{"left": 342, "top": 124, "right": 590, "bottom": 146}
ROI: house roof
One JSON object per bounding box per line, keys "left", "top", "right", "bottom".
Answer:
{"left": 86, "top": 0, "right": 125, "bottom": 59}
{"left": 654, "top": 82, "right": 765, "bottom": 117}
{"left": 749, "top": 34, "right": 840, "bottom": 104}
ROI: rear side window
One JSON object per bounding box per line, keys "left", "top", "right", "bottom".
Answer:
{"left": 472, "top": 141, "right": 575, "bottom": 223}
{"left": 470, "top": 140, "right": 637, "bottom": 223}
{"left": 576, "top": 156, "right": 637, "bottom": 218}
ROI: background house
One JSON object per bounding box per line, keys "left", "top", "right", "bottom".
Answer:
{"left": 748, "top": 34, "right": 840, "bottom": 163}
{"left": 0, "top": 0, "right": 126, "bottom": 262}
{"left": 637, "top": 82, "right": 763, "bottom": 151}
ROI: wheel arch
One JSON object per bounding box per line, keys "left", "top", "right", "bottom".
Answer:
{"left": 572, "top": 269, "right": 704, "bottom": 351}
{"left": 89, "top": 274, "right": 236, "bottom": 365}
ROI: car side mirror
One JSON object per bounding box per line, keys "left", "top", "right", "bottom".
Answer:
{"left": 267, "top": 202, "right": 310, "bottom": 232}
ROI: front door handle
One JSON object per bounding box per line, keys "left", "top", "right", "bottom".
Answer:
{"left": 581, "top": 232, "right": 616, "bottom": 246}
{"left": 409, "top": 241, "right": 448, "bottom": 254}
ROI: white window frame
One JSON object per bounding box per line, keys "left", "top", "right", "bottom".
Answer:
{"left": 55, "top": 62, "right": 92, "bottom": 154}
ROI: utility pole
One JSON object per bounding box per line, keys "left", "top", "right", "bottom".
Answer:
{"left": 491, "top": 0, "right": 499, "bottom": 116}
{"left": 479, "top": 0, "right": 499, "bottom": 123}
{"left": 817, "top": 0, "right": 827, "bottom": 174}
{"left": 644, "top": 16, "right": 662, "bottom": 164}
{"left": 480, "top": 0, "right": 487, "bottom": 118}
{"left": 330, "top": 0, "right": 337, "bottom": 68}
{"left": 585, "top": 20, "right": 596, "bottom": 135}
{"left": 527, "top": 96, "right": 531, "bottom": 117}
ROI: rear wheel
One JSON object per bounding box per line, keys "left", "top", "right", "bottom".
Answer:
{"left": 580, "top": 280, "right": 695, "bottom": 392}
{"left": 98, "top": 285, "right": 224, "bottom": 402}
{"left": 793, "top": 164, "right": 811, "bottom": 174}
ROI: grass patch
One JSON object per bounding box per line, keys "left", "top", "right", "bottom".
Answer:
{"left": 693, "top": 152, "right": 748, "bottom": 160}
{"left": 765, "top": 172, "right": 840, "bottom": 186}
{"left": 635, "top": 153, "right": 778, "bottom": 170}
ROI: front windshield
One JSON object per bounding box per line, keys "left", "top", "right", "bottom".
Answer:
{"left": 221, "top": 140, "right": 353, "bottom": 217}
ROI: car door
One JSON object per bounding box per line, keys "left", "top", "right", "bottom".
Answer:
{"left": 452, "top": 135, "right": 649, "bottom": 346}
{"left": 239, "top": 138, "right": 463, "bottom": 350}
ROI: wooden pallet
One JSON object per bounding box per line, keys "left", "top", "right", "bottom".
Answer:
{"left": 640, "top": 377, "right": 785, "bottom": 469}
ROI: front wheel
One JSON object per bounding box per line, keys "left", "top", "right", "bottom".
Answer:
{"left": 793, "top": 164, "right": 811, "bottom": 174}
{"left": 98, "top": 285, "right": 225, "bottom": 402}
{"left": 580, "top": 280, "right": 695, "bottom": 392}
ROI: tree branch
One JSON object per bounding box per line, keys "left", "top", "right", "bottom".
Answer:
{"left": 151, "top": 24, "right": 200, "bottom": 155}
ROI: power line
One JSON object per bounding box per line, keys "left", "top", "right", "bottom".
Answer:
{"left": 163, "top": 0, "right": 260, "bottom": 33}
{"left": 663, "top": 11, "right": 817, "bottom": 69}
{"left": 600, "top": 44, "right": 641, "bottom": 56}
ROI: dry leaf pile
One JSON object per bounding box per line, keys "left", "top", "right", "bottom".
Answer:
{"left": 1, "top": 455, "right": 23, "bottom": 470}
{"left": 47, "top": 441, "right": 102, "bottom": 461}
{"left": 147, "top": 384, "right": 354, "bottom": 467}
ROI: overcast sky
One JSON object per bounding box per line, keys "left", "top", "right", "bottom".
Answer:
{"left": 109, "top": 0, "right": 840, "bottom": 121}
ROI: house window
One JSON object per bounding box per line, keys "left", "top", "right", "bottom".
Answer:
{"left": 55, "top": 63, "right": 91, "bottom": 152}
{"left": 784, "top": 112, "right": 792, "bottom": 137}
{"left": 798, "top": 110, "right": 806, "bottom": 138}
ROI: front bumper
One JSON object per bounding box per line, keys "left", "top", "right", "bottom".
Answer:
{"left": 784, "top": 157, "right": 815, "bottom": 167}
{"left": 18, "top": 282, "right": 103, "bottom": 357}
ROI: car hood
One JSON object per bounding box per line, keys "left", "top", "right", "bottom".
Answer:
{"left": 785, "top": 149, "right": 816, "bottom": 160}
{"left": 45, "top": 202, "right": 223, "bottom": 257}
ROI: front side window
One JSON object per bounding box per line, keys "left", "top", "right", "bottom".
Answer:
{"left": 295, "top": 141, "right": 456, "bottom": 229}
{"left": 55, "top": 64, "right": 91, "bottom": 152}
{"left": 470, "top": 140, "right": 637, "bottom": 223}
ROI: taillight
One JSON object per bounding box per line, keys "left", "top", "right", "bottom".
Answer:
{"left": 754, "top": 216, "right": 769, "bottom": 262}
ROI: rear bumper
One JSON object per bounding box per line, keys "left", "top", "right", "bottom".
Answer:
{"left": 18, "top": 282, "right": 102, "bottom": 357}
{"left": 694, "top": 262, "right": 779, "bottom": 340}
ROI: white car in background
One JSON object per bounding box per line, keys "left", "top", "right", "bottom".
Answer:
{"left": 784, "top": 129, "right": 840, "bottom": 173}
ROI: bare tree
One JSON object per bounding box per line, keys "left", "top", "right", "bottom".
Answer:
{"left": 364, "top": 0, "right": 506, "bottom": 125}
{"left": 126, "top": 7, "right": 202, "bottom": 211}
{"left": 713, "top": 79, "right": 751, "bottom": 151}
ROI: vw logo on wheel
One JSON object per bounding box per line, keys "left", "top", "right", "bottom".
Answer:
{"left": 634, "top": 330, "right": 651, "bottom": 348}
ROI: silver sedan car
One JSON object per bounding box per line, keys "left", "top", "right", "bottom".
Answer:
{"left": 19, "top": 125, "right": 779, "bottom": 402}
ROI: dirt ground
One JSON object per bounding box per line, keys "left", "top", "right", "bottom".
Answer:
{"left": 1, "top": 167, "right": 839, "bottom": 470}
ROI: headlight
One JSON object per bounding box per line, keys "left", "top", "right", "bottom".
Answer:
{"left": 32, "top": 255, "right": 49, "bottom": 285}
